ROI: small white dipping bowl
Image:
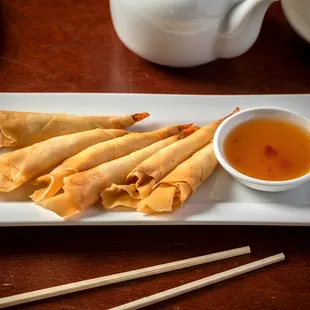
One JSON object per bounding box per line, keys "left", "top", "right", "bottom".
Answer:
{"left": 213, "top": 107, "right": 310, "bottom": 192}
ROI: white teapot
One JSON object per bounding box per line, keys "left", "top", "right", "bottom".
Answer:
{"left": 110, "top": 0, "right": 279, "bottom": 67}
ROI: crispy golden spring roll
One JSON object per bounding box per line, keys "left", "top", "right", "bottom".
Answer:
{"left": 138, "top": 142, "right": 218, "bottom": 213}
{"left": 30, "top": 124, "right": 191, "bottom": 202}
{"left": 0, "top": 110, "right": 149, "bottom": 148}
{"left": 100, "top": 126, "right": 200, "bottom": 210}
{"left": 39, "top": 135, "right": 186, "bottom": 217}
{"left": 113, "top": 109, "right": 239, "bottom": 201}
{"left": 0, "top": 129, "right": 128, "bottom": 192}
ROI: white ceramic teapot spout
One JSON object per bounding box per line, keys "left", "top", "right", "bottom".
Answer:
{"left": 216, "top": 0, "right": 279, "bottom": 58}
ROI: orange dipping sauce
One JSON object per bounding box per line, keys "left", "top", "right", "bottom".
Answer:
{"left": 224, "top": 118, "right": 310, "bottom": 181}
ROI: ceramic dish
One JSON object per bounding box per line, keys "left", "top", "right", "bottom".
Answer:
{"left": 213, "top": 107, "right": 310, "bottom": 192}
{"left": 0, "top": 93, "right": 310, "bottom": 226}
{"left": 282, "top": 0, "right": 310, "bottom": 43}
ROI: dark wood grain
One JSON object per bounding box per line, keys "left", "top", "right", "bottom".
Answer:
{"left": 0, "top": 0, "right": 309, "bottom": 93}
{"left": 1, "top": 226, "right": 310, "bottom": 310}
{"left": 0, "top": 1, "right": 309, "bottom": 310}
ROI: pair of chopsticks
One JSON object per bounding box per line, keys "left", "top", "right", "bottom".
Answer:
{"left": 0, "top": 246, "right": 284, "bottom": 309}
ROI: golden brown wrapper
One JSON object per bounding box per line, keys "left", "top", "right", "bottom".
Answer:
{"left": 0, "top": 110, "right": 149, "bottom": 147}
{"left": 0, "top": 128, "right": 128, "bottom": 192}
{"left": 38, "top": 135, "right": 181, "bottom": 217}
{"left": 138, "top": 142, "right": 218, "bottom": 213}
{"left": 99, "top": 127, "right": 199, "bottom": 210}
{"left": 100, "top": 109, "right": 238, "bottom": 209}
{"left": 30, "top": 125, "right": 189, "bottom": 202}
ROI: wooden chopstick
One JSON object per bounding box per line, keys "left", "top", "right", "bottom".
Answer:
{"left": 110, "top": 253, "right": 285, "bottom": 310}
{"left": 0, "top": 246, "right": 250, "bottom": 309}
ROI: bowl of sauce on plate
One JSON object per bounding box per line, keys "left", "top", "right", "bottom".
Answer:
{"left": 224, "top": 118, "right": 310, "bottom": 181}
{"left": 213, "top": 108, "right": 310, "bottom": 192}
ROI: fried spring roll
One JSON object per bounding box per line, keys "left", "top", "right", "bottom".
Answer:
{"left": 38, "top": 135, "right": 182, "bottom": 217}
{"left": 100, "top": 127, "right": 200, "bottom": 210}
{"left": 104, "top": 109, "right": 239, "bottom": 204}
{"left": 0, "top": 110, "right": 149, "bottom": 147}
{"left": 30, "top": 124, "right": 191, "bottom": 202}
{"left": 138, "top": 142, "right": 218, "bottom": 213}
{"left": 0, "top": 129, "right": 128, "bottom": 192}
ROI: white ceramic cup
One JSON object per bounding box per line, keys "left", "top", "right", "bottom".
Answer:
{"left": 213, "top": 107, "right": 310, "bottom": 192}
{"left": 281, "top": 0, "right": 310, "bottom": 43}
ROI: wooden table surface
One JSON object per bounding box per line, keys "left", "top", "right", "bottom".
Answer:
{"left": 0, "top": 1, "right": 309, "bottom": 309}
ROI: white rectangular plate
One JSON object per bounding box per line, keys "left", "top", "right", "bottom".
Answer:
{"left": 0, "top": 93, "right": 310, "bottom": 226}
